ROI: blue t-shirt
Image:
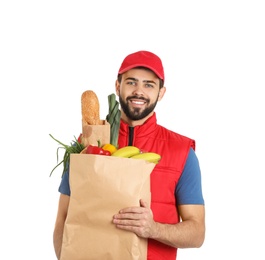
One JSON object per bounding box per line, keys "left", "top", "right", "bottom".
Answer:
{"left": 58, "top": 148, "right": 204, "bottom": 205}
{"left": 175, "top": 148, "right": 204, "bottom": 205}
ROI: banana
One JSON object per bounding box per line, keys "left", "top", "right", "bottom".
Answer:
{"left": 130, "top": 152, "right": 161, "bottom": 164}
{"left": 111, "top": 146, "right": 140, "bottom": 158}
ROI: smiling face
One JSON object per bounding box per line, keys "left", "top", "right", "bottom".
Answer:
{"left": 115, "top": 68, "right": 166, "bottom": 126}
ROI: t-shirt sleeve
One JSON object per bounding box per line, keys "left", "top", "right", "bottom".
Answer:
{"left": 58, "top": 168, "right": 71, "bottom": 196}
{"left": 175, "top": 148, "right": 204, "bottom": 205}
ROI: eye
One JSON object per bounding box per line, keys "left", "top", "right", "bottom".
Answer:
{"left": 145, "top": 83, "right": 154, "bottom": 88}
{"left": 127, "top": 81, "right": 136, "bottom": 86}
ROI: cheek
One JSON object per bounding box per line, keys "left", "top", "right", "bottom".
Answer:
{"left": 118, "top": 88, "right": 128, "bottom": 99}
{"left": 151, "top": 91, "right": 160, "bottom": 102}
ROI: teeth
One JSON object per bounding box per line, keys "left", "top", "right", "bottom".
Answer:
{"left": 132, "top": 100, "right": 144, "bottom": 105}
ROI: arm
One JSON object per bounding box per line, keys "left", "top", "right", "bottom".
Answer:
{"left": 153, "top": 204, "right": 205, "bottom": 248}
{"left": 113, "top": 199, "right": 205, "bottom": 248}
{"left": 53, "top": 194, "right": 70, "bottom": 259}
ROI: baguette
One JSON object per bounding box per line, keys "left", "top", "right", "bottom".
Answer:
{"left": 81, "top": 90, "right": 101, "bottom": 125}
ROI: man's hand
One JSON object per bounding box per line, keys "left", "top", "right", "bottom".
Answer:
{"left": 112, "top": 199, "right": 157, "bottom": 238}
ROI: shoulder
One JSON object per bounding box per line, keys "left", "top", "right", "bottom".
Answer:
{"left": 157, "top": 124, "right": 196, "bottom": 150}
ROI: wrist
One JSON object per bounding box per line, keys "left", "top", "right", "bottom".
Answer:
{"left": 150, "top": 221, "right": 161, "bottom": 239}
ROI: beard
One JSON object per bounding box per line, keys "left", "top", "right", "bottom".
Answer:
{"left": 119, "top": 94, "right": 159, "bottom": 121}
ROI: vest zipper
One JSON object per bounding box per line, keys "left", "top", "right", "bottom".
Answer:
{"left": 128, "top": 127, "right": 134, "bottom": 146}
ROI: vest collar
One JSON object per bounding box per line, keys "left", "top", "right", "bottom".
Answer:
{"left": 120, "top": 112, "right": 158, "bottom": 138}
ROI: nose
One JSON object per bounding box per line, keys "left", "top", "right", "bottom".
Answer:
{"left": 132, "top": 84, "right": 144, "bottom": 96}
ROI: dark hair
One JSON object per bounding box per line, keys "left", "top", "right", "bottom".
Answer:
{"left": 117, "top": 67, "right": 164, "bottom": 89}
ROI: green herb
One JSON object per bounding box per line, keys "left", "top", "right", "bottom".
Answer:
{"left": 49, "top": 134, "right": 85, "bottom": 177}
{"left": 106, "top": 93, "right": 121, "bottom": 148}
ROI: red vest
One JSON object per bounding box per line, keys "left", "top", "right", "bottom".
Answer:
{"left": 118, "top": 113, "right": 195, "bottom": 260}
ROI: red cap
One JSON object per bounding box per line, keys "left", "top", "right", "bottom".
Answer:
{"left": 118, "top": 50, "right": 164, "bottom": 80}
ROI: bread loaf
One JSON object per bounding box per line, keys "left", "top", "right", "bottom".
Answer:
{"left": 81, "top": 90, "right": 100, "bottom": 125}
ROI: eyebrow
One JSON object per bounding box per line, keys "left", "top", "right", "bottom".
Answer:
{"left": 125, "top": 77, "right": 157, "bottom": 85}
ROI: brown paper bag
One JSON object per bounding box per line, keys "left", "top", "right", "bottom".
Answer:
{"left": 60, "top": 154, "right": 155, "bottom": 260}
{"left": 81, "top": 120, "right": 110, "bottom": 147}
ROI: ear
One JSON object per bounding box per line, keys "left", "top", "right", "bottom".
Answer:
{"left": 115, "top": 80, "right": 120, "bottom": 96}
{"left": 158, "top": 86, "right": 166, "bottom": 101}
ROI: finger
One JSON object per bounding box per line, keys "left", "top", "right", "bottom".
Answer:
{"left": 113, "top": 218, "right": 142, "bottom": 226}
{"left": 139, "top": 199, "right": 148, "bottom": 208}
{"left": 119, "top": 206, "right": 143, "bottom": 214}
{"left": 113, "top": 212, "right": 142, "bottom": 220}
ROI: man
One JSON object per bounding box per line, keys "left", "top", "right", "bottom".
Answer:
{"left": 53, "top": 50, "right": 205, "bottom": 259}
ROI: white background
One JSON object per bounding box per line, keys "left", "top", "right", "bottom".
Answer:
{"left": 0, "top": 1, "right": 264, "bottom": 259}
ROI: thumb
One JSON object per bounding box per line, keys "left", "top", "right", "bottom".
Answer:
{"left": 139, "top": 199, "right": 149, "bottom": 208}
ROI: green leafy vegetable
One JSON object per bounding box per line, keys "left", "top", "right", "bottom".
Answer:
{"left": 49, "top": 134, "right": 85, "bottom": 177}
{"left": 106, "top": 93, "right": 121, "bottom": 148}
